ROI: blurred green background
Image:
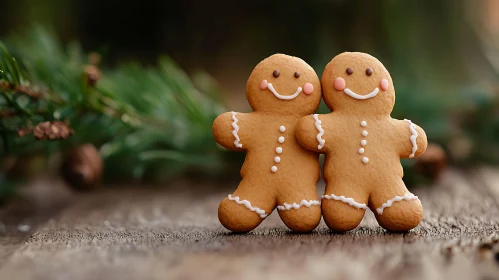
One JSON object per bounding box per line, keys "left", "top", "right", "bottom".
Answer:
{"left": 1, "top": 0, "right": 499, "bottom": 197}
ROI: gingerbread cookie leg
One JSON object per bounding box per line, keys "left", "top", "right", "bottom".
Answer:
{"left": 218, "top": 179, "right": 276, "bottom": 233}
{"left": 276, "top": 187, "right": 321, "bottom": 232}
{"left": 321, "top": 183, "right": 369, "bottom": 232}
{"left": 369, "top": 178, "right": 423, "bottom": 232}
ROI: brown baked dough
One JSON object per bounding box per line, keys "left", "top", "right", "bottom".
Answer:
{"left": 213, "top": 54, "right": 322, "bottom": 233}
{"left": 296, "top": 52, "right": 428, "bottom": 232}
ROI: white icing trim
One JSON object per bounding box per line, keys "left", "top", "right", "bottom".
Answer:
{"left": 231, "top": 112, "right": 242, "bottom": 148}
{"left": 267, "top": 83, "right": 302, "bottom": 100}
{"left": 404, "top": 119, "right": 418, "bottom": 158}
{"left": 277, "top": 200, "right": 321, "bottom": 211}
{"left": 322, "top": 194, "right": 367, "bottom": 209}
{"left": 344, "top": 87, "right": 379, "bottom": 100}
{"left": 312, "top": 114, "right": 325, "bottom": 150}
{"left": 376, "top": 193, "right": 419, "bottom": 215}
{"left": 228, "top": 194, "right": 267, "bottom": 218}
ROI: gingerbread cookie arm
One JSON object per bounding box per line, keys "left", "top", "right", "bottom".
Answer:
{"left": 212, "top": 111, "right": 250, "bottom": 151}
{"left": 295, "top": 114, "right": 327, "bottom": 153}
{"left": 392, "top": 118, "right": 428, "bottom": 159}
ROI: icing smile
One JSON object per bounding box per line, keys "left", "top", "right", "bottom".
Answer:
{"left": 344, "top": 87, "right": 379, "bottom": 100}
{"left": 267, "top": 83, "right": 302, "bottom": 100}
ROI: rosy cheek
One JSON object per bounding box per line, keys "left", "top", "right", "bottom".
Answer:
{"left": 303, "top": 83, "right": 314, "bottom": 95}
{"left": 380, "top": 79, "right": 389, "bottom": 91}
{"left": 334, "top": 77, "right": 346, "bottom": 91}
{"left": 260, "top": 79, "right": 268, "bottom": 90}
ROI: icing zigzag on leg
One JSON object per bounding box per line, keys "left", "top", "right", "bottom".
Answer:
{"left": 277, "top": 199, "right": 321, "bottom": 211}
{"left": 376, "top": 193, "right": 419, "bottom": 215}
{"left": 322, "top": 194, "right": 367, "bottom": 209}
{"left": 228, "top": 194, "right": 267, "bottom": 218}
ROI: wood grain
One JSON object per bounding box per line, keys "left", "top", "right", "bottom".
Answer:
{"left": 0, "top": 169, "right": 498, "bottom": 280}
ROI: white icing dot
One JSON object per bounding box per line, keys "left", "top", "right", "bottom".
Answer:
{"left": 362, "top": 130, "right": 368, "bottom": 137}
{"left": 362, "top": 157, "right": 369, "bottom": 163}
{"left": 274, "top": 156, "right": 281, "bottom": 163}
{"left": 279, "top": 126, "right": 286, "bottom": 132}
{"left": 361, "top": 140, "right": 367, "bottom": 146}
{"left": 271, "top": 166, "right": 278, "bottom": 172}
{"left": 278, "top": 136, "right": 285, "bottom": 143}
{"left": 361, "top": 121, "right": 367, "bottom": 127}
{"left": 359, "top": 148, "right": 365, "bottom": 154}
{"left": 276, "top": 147, "right": 283, "bottom": 154}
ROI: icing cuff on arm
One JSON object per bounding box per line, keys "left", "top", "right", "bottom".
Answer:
{"left": 231, "top": 112, "right": 243, "bottom": 148}
{"left": 403, "top": 119, "right": 418, "bottom": 158}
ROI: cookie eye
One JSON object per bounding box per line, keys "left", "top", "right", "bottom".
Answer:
{"left": 294, "top": 72, "right": 300, "bottom": 78}
{"left": 273, "top": 70, "right": 280, "bottom": 78}
{"left": 366, "top": 68, "right": 373, "bottom": 76}
{"left": 346, "top": 68, "right": 353, "bottom": 75}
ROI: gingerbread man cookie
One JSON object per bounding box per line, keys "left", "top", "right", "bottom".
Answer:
{"left": 296, "top": 52, "right": 428, "bottom": 232}
{"left": 213, "top": 54, "right": 322, "bottom": 233}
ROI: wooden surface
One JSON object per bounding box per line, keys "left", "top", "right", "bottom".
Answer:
{"left": 0, "top": 168, "right": 499, "bottom": 280}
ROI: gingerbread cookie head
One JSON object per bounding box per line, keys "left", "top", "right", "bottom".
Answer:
{"left": 322, "top": 52, "right": 394, "bottom": 115}
{"left": 246, "top": 54, "right": 321, "bottom": 116}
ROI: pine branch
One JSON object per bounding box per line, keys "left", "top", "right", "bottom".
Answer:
{"left": 0, "top": 109, "right": 45, "bottom": 118}
{"left": 0, "top": 26, "right": 227, "bottom": 180}
{"left": 0, "top": 80, "right": 41, "bottom": 99}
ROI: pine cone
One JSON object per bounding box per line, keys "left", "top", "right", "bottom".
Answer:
{"left": 88, "top": 52, "right": 101, "bottom": 66}
{"left": 33, "top": 121, "right": 74, "bottom": 140}
{"left": 84, "top": 65, "right": 101, "bottom": 86}
{"left": 414, "top": 143, "right": 447, "bottom": 181}
{"left": 17, "top": 128, "right": 33, "bottom": 137}
{"left": 61, "top": 144, "right": 103, "bottom": 191}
